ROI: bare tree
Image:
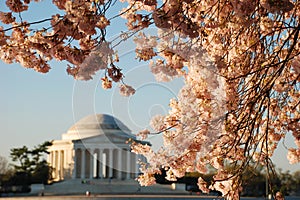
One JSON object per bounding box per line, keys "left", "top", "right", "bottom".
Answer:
{"left": 0, "top": 155, "right": 8, "bottom": 175}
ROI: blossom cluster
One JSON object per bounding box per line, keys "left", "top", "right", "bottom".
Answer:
{"left": 0, "top": 0, "right": 136, "bottom": 94}
{"left": 1, "top": 0, "right": 107, "bottom": 74}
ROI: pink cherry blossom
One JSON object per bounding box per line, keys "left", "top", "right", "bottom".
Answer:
{"left": 119, "top": 84, "right": 135, "bottom": 96}
{"left": 137, "top": 129, "right": 150, "bottom": 140}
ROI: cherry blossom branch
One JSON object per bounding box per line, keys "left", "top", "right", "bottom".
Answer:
{"left": 0, "top": 17, "right": 57, "bottom": 32}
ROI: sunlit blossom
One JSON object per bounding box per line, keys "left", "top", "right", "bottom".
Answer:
{"left": 119, "top": 84, "right": 135, "bottom": 96}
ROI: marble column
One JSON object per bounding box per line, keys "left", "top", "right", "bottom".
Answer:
{"left": 58, "top": 150, "right": 62, "bottom": 180}
{"left": 98, "top": 149, "right": 103, "bottom": 178}
{"left": 108, "top": 149, "right": 113, "bottom": 178}
{"left": 81, "top": 148, "right": 86, "bottom": 179}
{"left": 72, "top": 149, "right": 77, "bottom": 179}
{"left": 89, "top": 149, "right": 94, "bottom": 179}
{"left": 126, "top": 151, "right": 131, "bottom": 179}
{"left": 64, "top": 149, "right": 68, "bottom": 170}
{"left": 53, "top": 151, "right": 57, "bottom": 179}
{"left": 61, "top": 150, "right": 65, "bottom": 179}
{"left": 118, "top": 149, "right": 122, "bottom": 179}
{"left": 135, "top": 154, "right": 140, "bottom": 177}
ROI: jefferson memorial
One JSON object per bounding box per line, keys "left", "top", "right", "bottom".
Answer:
{"left": 47, "top": 114, "right": 149, "bottom": 181}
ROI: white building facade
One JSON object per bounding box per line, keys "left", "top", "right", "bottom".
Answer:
{"left": 47, "top": 114, "right": 148, "bottom": 181}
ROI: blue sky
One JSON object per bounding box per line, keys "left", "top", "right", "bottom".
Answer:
{"left": 0, "top": 0, "right": 299, "bottom": 173}
{"left": 0, "top": 0, "right": 181, "bottom": 162}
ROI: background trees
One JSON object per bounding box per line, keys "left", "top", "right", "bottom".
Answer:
{"left": 277, "top": 169, "right": 300, "bottom": 196}
{"left": 1, "top": 0, "right": 299, "bottom": 199}
{"left": 9, "top": 141, "right": 52, "bottom": 185}
{"left": 154, "top": 165, "right": 300, "bottom": 197}
{"left": 0, "top": 141, "right": 52, "bottom": 193}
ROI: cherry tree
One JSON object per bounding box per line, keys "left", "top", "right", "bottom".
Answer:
{"left": 1, "top": 0, "right": 299, "bottom": 199}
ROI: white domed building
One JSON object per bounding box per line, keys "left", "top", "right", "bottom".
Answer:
{"left": 47, "top": 114, "right": 149, "bottom": 181}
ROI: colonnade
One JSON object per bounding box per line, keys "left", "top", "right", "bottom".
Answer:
{"left": 48, "top": 147, "right": 140, "bottom": 181}
{"left": 48, "top": 149, "right": 73, "bottom": 180}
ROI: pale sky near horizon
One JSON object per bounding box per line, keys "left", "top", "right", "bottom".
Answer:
{"left": 0, "top": 1, "right": 299, "bottom": 173}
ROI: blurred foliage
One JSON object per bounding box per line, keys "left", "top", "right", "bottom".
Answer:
{"left": 155, "top": 164, "right": 300, "bottom": 197}
{"left": 0, "top": 140, "right": 53, "bottom": 192}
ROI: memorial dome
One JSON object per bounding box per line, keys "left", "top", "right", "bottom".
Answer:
{"left": 62, "top": 114, "right": 133, "bottom": 140}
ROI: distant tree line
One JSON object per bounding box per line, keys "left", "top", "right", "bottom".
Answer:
{"left": 0, "top": 141, "right": 52, "bottom": 193}
{"left": 155, "top": 165, "right": 300, "bottom": 197}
